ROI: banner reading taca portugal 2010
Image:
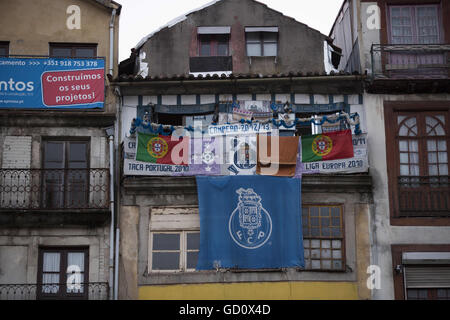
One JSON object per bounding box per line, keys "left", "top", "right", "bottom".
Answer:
{"left": 0, "top": 57, "right": 104, "bottom": 109}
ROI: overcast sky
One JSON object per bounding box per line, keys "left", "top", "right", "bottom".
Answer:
{"left": 117, "top": 0, "right": 344, "bottom": 62}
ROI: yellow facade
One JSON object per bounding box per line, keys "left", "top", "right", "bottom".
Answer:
{"left": 139, "top": 281, "right": 359, "bottom": 300}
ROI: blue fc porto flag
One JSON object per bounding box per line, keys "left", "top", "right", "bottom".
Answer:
{"left": 195, "top": 176, "right": 304, "bottom": 270}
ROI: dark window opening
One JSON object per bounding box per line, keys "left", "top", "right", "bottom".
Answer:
{"left": 42, "top": 139, "right": 90, "bottom": 209}
{"left": 0, "top": 41, "right": 9, "bottom": 57}
{"left": 49, "top": 43, "right": 97, "bottom": 58}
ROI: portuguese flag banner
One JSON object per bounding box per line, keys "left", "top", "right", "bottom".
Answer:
{"left": 136, "top": 132, "right": 189, "bottom": 165}
{"left": 301, "top": 129, "right": 354, "bottom": 163}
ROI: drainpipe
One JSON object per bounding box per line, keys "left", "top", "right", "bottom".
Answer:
{"left": 109, "top": 8, "right": 117, "bottom": 76}
{"left": 108, "top": 134, "right": 115, "bottom": 300}
{"left": 108, "top": 7, "right": 117, "bottom": 301}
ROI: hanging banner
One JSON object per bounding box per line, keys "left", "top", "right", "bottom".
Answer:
{"left": 208, "top": 122, "right": 273, "bottom": 136}
{"left": 295, "top": 133, "right": 369, "bottom": 175}
{"left": 225, "top": 135, "right": 257, "bottom": 175}
{"left": 196, "top": 175, "right": 304, "bottom": 270}
{"left": 123, "top": 136, "right": 223, "bottom": 176}
{"left": 0, "top": 57, "right": 104, "bottom": 109}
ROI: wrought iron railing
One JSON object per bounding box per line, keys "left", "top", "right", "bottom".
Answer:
{"left": 0, "top": 168, "right": 109, "bottom": 210}
{"left": 398, "top": 175, "right": 450, "bottom": 217}
{"left": 0, "top": 282, "right": 109, "bottom": 300}
{"left": 371, "top": 44, "right": 450, "bottom": 79}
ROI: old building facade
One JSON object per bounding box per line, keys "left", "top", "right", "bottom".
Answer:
{"left": 331, "top": 0, "right": 450, "bottom": 299}
{"left": 0, "top": 0, "right": 121, "bottom": 300}
{"left": 115, "top": 0, "right": 372, "bottom": 300}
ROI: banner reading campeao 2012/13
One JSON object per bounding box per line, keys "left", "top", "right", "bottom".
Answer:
{"left": 0, "top": 57, "right": 105, "bottom": 109}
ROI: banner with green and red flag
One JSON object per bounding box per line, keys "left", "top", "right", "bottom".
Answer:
{"left": 136, "top": 132, "right": 189, "bottom": 165}
{"left": 301, "top": 129, "right": 354, "bottom": 163}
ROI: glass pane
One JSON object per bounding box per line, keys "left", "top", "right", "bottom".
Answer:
{"left": 0, "top": 47, "right": 7, "bottom": 57}
{"left": 322, "top": 240, "right": 331, "bottom": 248}
{"left": 263, "top": 32, "right": 277, "bottom": 42}
{"left": 428, "top": 152, "right": 437, "bottom": 164}
{"left": 43, "top": 253, "right": 60, "bottom": 272}
{"left": 410, "top": 153, "right": 419, "bottom": 164}
{"left": 311, "top": 260, "right": 321, "bottom": 269}
{"left": 332, "top": 260, "right": 342, "bottom": 270}
{"left": 186, "top": 252, "right": 199, "bottom": 269}
{"left": 322, "top": 260, "right": 331, "bottom": 269}
{"left": 310, "top": 207, "right": 319, "bottom": 216}
{"left": 321, "top": 217, "right": 330, "bottom": 226}
{"left": 303, "top": 239, "right": 310, "bottom": 247}
{"left": 187, "top": 232, "right": 200, "bottom": 250}
{"left": 69, "top": 143, "right": 87, "bottom": 162}
{"left": 400, "top": 164, "right": 410, "bottom": 175}
{"left": 67, "top": 252, "right": 85, "bottom": 272}
{"left": 400, "top": 153, "right": 409, "bottom": 163}
{"left": 247, "top": 43, "right": 261, "bottom": 56}
{"left": 321, "top": 227, "right": 331, "bottom": 237}
{"left": 331, "top": 217, "right": 341, "bottom": 227}
{"left": 399, "top": 140, "right": 408, "bottom": 152}
{"left": 439, "top": 164, "right": 448, "bottom": 175}
{"left": 246, "top": 32, "right": 260, "bottom": 42}
{"left": 409, "top": 140, "right": 418, "bottom": 152}
{"left": 429, "top": 164, "right": 438, "bottom": 175}
{"left": 42, "top": 274, "right": 59, "bottom": 293}
{"left": 51, "top": 47, "right": 72, "bottom": 57}
{"left": 217, "top": 42, "right": 228, "bottom": 56}
{"left": 311, "top": 249, "right": 320, "bottom": 259}
{"left": 152, "top": 252, "right": 180, "bottom": 270}
{"left": 320, "top": 207, "right": 329, "bottom": 216}
{"left": 332, "top": 250, "right": 342, "bottom": 259}
{"left": 322, "top": 249, "right": 331, "bottom": 259}
{"left": 152, "top": 233, "right": 180, "bottom": 250}
{"left": 438, "top": 140, "right": 447, "bottom": 151}
{"left": 310, "top": 217, "right": 319, "bottom": 226}
{"left": 75, "top": 48, "right": 95, "bottom": 58}
{"left": 263, "top": 43, "right": 277, "bottom": 56}
{"left": 311, "top": 239, "right": 320, "bottom": 248}
{"left": 427, "top": 140, "right": 437, "bottom": 152}
{"left": 44, "top": 142, "right": 64, "bottom": 168}
{"left": 332, "top": 240, "right": 342, "bottom": 249}
{"left": 200, "top": 42, "right": 211, "bottom": 56}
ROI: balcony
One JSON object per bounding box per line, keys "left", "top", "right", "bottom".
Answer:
{"left": 371, "top": 44, "right": 450, "bottom": 80}
{"left": 0, "top": 168, "right": 110, "bottom": 227}
{"left": 189, "top": 56, "right": 233, "bottom": 73}
{"left": 0, "top": 283, "right": 109, "bottom": 300}
{"left": 397, "top": 175, "right": 450, "bottom": 217}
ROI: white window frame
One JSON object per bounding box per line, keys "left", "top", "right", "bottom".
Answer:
{"left": 149, "top": 230, "right": 200, "bottom": 273}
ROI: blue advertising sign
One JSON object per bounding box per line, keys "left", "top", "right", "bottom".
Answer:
{"left": 0, "top": 57, "right": 105, "bottom": 109}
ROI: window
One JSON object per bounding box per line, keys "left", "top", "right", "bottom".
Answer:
{"left": 49, "top": 43, "right": 97, "bottom": 58}
{"left": 387, "top": 5, "right": 445, "bottom": 77}
{"left": 385, "top": 103, "right": 450, "bottom": 222}
{"left": 0, "top": 42, "right": 9, "bottom": 57}
{"left": 302, "top": 205, "right": 345, "bottom": 271}
{"left": 245, "top": 28, "right": 278, "bottom": 57}
{"left": 37, "top": 247, "right": 88, "bottom": 300}
{"left": 389, "top": 5, "right": 442, "bottom": 45}
{"left": 42, "top": 139, "right": 90, "bottom": 209}
{"left": 149, "top": 231, "right": 200, "bottom": 272}
{"left": 392, "top": 245, "right": 450, "bottom": 300}
{"left": 199, "top": 34, "right": 229, "bottom": 57}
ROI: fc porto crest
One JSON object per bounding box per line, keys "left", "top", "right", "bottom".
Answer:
{"left": 147, "top": 136, "right": 169, "bottom": 158}
{"left": 229, "top": 188, "right": 272, "bottom": 249}
{"left": 312, "top": 135, "right": 333, "bottom": 157}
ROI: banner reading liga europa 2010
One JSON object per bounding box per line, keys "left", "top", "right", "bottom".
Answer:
{"left": 0, "top": 57, "right": 104, "bottom": 109}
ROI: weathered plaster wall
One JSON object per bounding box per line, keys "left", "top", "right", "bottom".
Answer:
{"left": 364, "top": 93, "right": 450, "bottom": 299}
{"left": 0, "top": 225, "right": 110, "bottom": 284}
{"left": 139, "top": 0, "right": 328, "bottom": 76}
